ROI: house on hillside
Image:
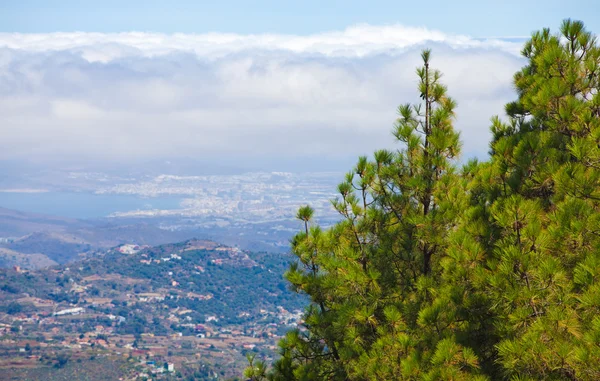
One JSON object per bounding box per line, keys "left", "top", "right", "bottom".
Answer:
{"left": 54, "top": 307, "right": 84, "bottom": 316}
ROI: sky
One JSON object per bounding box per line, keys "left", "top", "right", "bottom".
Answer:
{"left": 0, "top": 1, "right": 598, "bottom": 173}
{"left": 1, "top": 0, "right": 598, "bottom": 37}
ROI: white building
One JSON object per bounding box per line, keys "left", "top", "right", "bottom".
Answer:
{"left": 54, "top": 307, "right": 84, "bottom": 316}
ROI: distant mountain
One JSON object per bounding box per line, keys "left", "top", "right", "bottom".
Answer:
{"left": 0, "top": 207, "right": 84, "bottom": 237}
{"left": 0, "top": 247, "right": 58, "bottom": 269}
{"left": 0, "top": 208, "right": 197, "bottom": 269}
{"left": 0, "top": 206, "right": 301, "bottom": 271}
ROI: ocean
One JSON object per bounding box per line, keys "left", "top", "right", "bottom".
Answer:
{"left": 0, "top": 191, "right": 183, "bottom": 219}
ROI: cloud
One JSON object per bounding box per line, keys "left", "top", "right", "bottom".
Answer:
{"left": 0, "top": 25, "right": 522, "bottom": 60}
{"left": 0, "top": 25, "right": 526, "bottom": 171}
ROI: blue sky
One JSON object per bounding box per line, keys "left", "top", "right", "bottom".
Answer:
{"left": 1, "top": 0, "right": 599, "bottom": 37}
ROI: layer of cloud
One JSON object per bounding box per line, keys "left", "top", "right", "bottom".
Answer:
{"left": 0, "top": 25, "right": 526, "bottom": 171}
{"left": 0, "top": 25, "right": 523, "bottom": 61}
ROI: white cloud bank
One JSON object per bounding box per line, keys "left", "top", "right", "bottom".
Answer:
{"left": 0, "top": 25, "right": 526, "bottom": 171}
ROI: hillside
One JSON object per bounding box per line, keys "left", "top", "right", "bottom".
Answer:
{"left": 0, "top": 239, "right": 305, "bottom": 380}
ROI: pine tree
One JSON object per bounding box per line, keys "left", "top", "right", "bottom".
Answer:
{"left": 249, "top": 49, "right": 482, "bottom": 381}
{"left": 246, "top": 19, "right": 600, "bottom": 381}
{"left": 481, "top": 19, "right": 600, "bottom": 380}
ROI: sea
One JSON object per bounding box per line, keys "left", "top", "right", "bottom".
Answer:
{"left": 0, "top": 191, "right": 183, "bottom": 219}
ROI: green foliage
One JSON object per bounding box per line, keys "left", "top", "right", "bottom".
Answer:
{"left": 244, "top": 353, "right": 268, "bottom": 381}
{"left": 5, "top": 301, "right": 22, "bottom": 314}
{"left": 250, "top": 19, "right": 600, "bottom": 381}
{"left": 481, "top": 19, "right": 600, "bottom": 381}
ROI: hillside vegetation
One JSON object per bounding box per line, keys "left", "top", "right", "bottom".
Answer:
{"left": 247, "top": 20, "right": 600, "bottom": 380}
